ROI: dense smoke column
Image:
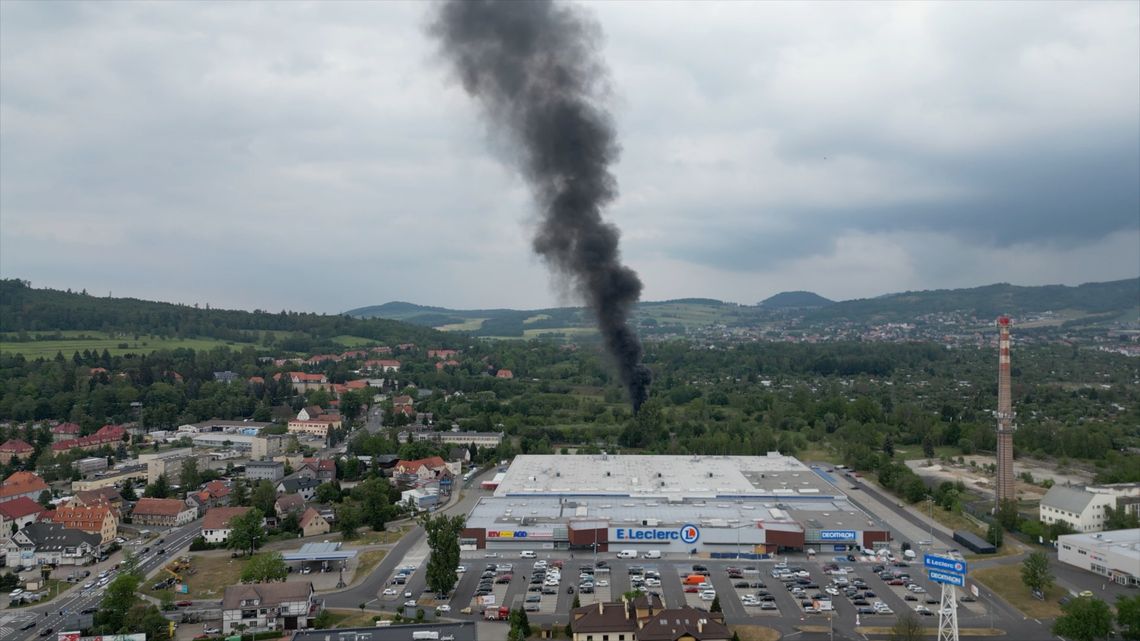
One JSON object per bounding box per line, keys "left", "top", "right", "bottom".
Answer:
{"left": 431, "top": 0, "right": 651, "bottom": 411}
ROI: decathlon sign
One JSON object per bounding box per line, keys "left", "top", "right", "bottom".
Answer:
{"left": 615, "top": 524, "right": 700, "bottom": 544}
{"left": 928, "top": 569, "right": 965, "bottom": 586}
{"left": 819, "top": 530, "right": 857, "bottom": 541}
{"left": 924, "top": 554, "right": 967, "bottom": 574}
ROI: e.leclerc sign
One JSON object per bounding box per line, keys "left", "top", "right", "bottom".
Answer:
{"left": 928, "top": 569, "right": 965, "bottom": 586}
{"left": 819, "top": 530, "right": 857, "bottom": 541}
{"left": 924, "top": 554, "right": 967, "bottom": 575}
{"left": 615, "top": 524, "right": 700, "bottom": 544}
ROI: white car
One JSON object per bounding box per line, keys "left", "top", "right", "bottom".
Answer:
{"left": 533, "top": 560, "right": 547, "bottom": 569}
{"left": 796, "top": 570, "right": 810, "bottom": 578}
{"left": 699, "top": 590, "right": 716, "bottom": 601}
{"left": 596, "top": 579, "right": 609, "bottom": 587}
{"left": 82, "top": 582, "right": 95, "bottom": 590}
{"left": 203, "top": 627, "right": 220, "bottom": 635}
{"left": 436, "top": 605, "right": 451, "bottom": 613}
{"left": 383, "top": 588, "right": 398, "bottom": 596}
{"left": 456, "top": 566, "right": 466, "bottom": 573}
{"left": 644, "top": 578, "right": 660, "bottom": 587}
{"left": 825, "top": 587, "right": 839, "bottom": 596}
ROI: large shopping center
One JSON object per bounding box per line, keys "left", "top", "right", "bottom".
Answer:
{"left": 461, "top": 453, "right": 892, "bottom": 556}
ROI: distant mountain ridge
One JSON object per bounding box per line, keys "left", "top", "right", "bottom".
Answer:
{"left": 347, "top": 278, "right": 1138, "bottom": 334}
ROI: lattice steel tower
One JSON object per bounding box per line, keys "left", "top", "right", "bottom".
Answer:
{"left": 994, "top": 316, "right": 1016, "bottom": 510}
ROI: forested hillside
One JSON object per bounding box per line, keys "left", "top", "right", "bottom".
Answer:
{"left": 0, "top": 279, "right": 452, "bottom": 353}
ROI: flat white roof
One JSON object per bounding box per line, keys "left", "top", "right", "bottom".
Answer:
{"left": 1059, "top": 528, "right": 1140, "bottom": 560}
{"left": 494, "top": 453, "right": 831, "bottom": 499}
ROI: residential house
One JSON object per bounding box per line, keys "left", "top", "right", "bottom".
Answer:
{"left": 40, "top": 504, "right": 118, "bottom": 544}
{"left": 299, "top": 507, "right": 330, "bottom": 537}
{"left": 221, "top": 581, "right": 318, "bottom": 634}
{"left": 187, "top": 480, "right": 233, "bottom": 517}
{"left": 285, "top": 372, "right": 329, "bottom": 393}
{"left": 131, "top": 497, "right": 197, "bottom": 527}
{"left": 274, "top": 494, "right": 307, "bottom": 518}
{"left": 569, "top": 601, "right": 637, "bottom": 641}
{"left": 5, "top": 522, "right": 101, "bottom": 567}
{"left": 392, "top": 457, "right": 447, "bottom": 482}
{"left": 70, "top": 487, "right": 124, "bottom": 517}
{"left": 295, "top": 458, "right": 336, "bottom": 482}
{"left": 277, "top": 477, "right": 321, "bottom": 502}
{"left": 435, "top": 359, "right": 461, "bottom": 371}
{"left": 1040, "top": 485, "right": 1119, "bottom": 533}
{"left": 296, "top": 406, "right": 323, "bottom": 421}
{"left": 52, "top": 424, "right": 128, "bottom": 454}
{"left": 246, "top": 460, "right": 285, "bottom": 482}
{"left": 214, "top": 371, "right": 240, "bottom": 383}
{"left": 427, "top": 349, "right": 459, "bottom": 360}
{"left": 448, "top": 447, "right": 471, "bottom": 464}
{"left": 50, "top": 422, "right": 81, "bottom": 442}
{"left": 0, "top": 471, "right": 50, "bottom": 504}
{"left": 569, "top": 600, "right": 730, "bottom": 641}
{"left": 304, "top": 354, "right": 340, "bottom": 366}
{"left": 636, "top": 607, "right": 731, "bottom": 640}
{"left": 0, "top": 497, "right": 46, "bottom": 539}
{"left": 0, "top": 439, "right": 34, "bottom": 465}
{"left": 364, "top": 359, "right": 401, "bottom": 373}
{"left": 202, "top": 506, "right": 252, "bottom": 544}
{"left": 495, "top": 369, "right": 513, "bottom": 379}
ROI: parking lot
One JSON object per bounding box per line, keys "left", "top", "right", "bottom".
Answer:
{"left": 454, "top": 549, "right": 1000, "bottom": 632}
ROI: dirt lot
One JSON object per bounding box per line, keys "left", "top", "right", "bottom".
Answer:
{"left": 907, "top": 455, "right": 1095, "bottom": 502}
{"left": 144, "top": 551, "right": 243, "bottom": 600}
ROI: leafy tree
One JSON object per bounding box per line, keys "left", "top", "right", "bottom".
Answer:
{"left": 95, "top": 572, "right": 142, "bottom": 633}
{"left": 252, "top": 479, "right": 277, "bottom": 517}
{"left": 144, "top": 474, "right": 170, "bottom": 498}
{"left": 508, "top": 607, "right": 531, "bottom": 640}
{"left": 130, "top": 603, "right": 173, "bottom": 641}
{"left": 353, "top": 477, "right": 394, "bottom": 531}
{"left": 37, "top": 489, "right": 53, "bottom": 508}
{"left": 421, "top": 512, "right": 465, "bottom": 595}
{"left": 986, "top": 522, "right": 1003, "bottom": 548}
{"left": 710, "top": 594, "right": 721, "bottom": 613}
{"left": 1053, "top": 597, "right": 1114, "bottom": 641}
{"left": 883, "top": 435, "right": 895, "bottom": 458}
{"left": 227, "top": 508, "right": 265, "bottom": 556}
{"left": 229, "top": 478, "right": 250, "bottom": 507}
{"left": 889, "top": 611, "right": 924, "bottom": 641}
{"left": 160, "top": 590, "right": 175, "bottom": 611}
{"left": 337, "top": 502, "right": 362, "bottom": 540}
{"left": 922, "top": 436, "right": 935, "bottom": 458}
{"left": 572, "top": 594, "right": 581, "bottom": 609}
{"left": 1106, "top": 506, "right": 1140, "bottom": 531}
{"left": 316, "top": 481, "right": 343, "bottom": 504}
{"left": 996, "top": 499, "right": 1021, "bottom": 530}
{"left": 180, "top": 457, "right": 201, "bottom": 491}
{"left": 1020, "top": 552, "right": 1054, "bottom": 594}
{"left": 1118, "top": 594, "right": 1140, "bottom": 641}
{"left": 120, "top": 479, "right": 138, "bottom": 501}
{"left": 241, "top": 551, "right": 288, "bottom": 583}
{"left": 313, "top": 609, "right": 335, "bottom": 629}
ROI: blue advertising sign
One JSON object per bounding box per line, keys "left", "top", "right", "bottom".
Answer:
{"left": 819, "top": 530, "right": 857, "bottom": 541}
{"left": 928, "top": 569, "right": 965, "bottom": 586}
{"left": 924, "top": 554, "right": 967, "bottom": 574}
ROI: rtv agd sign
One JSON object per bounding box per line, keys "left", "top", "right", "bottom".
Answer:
{"left": 614, "top": 524, "right": 700, "bottom": 544}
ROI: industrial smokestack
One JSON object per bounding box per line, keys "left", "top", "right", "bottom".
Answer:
{"left": 430, "top": 0, "right": 652, "bottom": 412}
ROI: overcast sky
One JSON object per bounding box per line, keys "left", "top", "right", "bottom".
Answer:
{"left": 2, "top": 1, "right": 1137, "bottom": 313}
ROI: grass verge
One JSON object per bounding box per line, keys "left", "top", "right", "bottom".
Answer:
{"left": 324, "top": 608, "right": 388, "bottom": 628}
{"left": 972, "top": 564, "right": 1065, "bottom": 619}
{"left": 730, "top": 625, "right": 781, "bottom": 641}
{"left": 354, "top": 549, "right": 387, "bottom": 580}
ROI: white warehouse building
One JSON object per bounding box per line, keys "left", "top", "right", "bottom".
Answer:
{"left": 1056, "top": 528, "right": 1140, "bottom": 587}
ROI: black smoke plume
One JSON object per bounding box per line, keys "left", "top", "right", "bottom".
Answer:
{"left": 431, "top": 0, "right": 651, "bottom": 412}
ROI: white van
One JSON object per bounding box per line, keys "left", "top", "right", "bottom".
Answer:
{"left": 642, "top": 550, "right": 661, "bottom": 559}
{"left": 616, "top": 550, "right": 638, "bottom": 559}
{"left": 519, "top": 551, "right": 536, "bottom": 559}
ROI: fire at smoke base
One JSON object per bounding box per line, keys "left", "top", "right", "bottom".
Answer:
{"left": 430, "top": 0, "right": 651, "bottom": 412}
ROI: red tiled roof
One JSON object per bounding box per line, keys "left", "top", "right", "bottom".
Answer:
{"left": 51, "top": 422, "right": 81, "bottom": 435}
{"left": 52, "top": 424, "right": 127, "bottom": 452}
{"left": 0, "top": 496, "right": 46, "bottom": 519}
{"left": 0, "top": 439, "right": 34, "bottom": 454}
{"left": 496, "top": 369, "right": 514, "bottom": 379}
{"left": 202, "top": 506, "right": 250, "bottom": 530}
{"left": 132, "top": 497, "right": 188, "bottom": 517}
{"left": 396, "top": 456, "right": 447, "bottom": 474}
{"left": 0, "top": 472, "right": 49, "bottom": 500}
{"left": 42, "top": 504, "right": 113, "bottom": 532}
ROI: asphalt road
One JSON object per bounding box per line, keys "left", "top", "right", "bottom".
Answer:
{"left": 4, "top": 519, "right": 205, "bottom": 641}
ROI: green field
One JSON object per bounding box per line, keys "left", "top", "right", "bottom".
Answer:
{"left": 435, "top": 318, "right": 487, "bottom": 331}
{"left": 0, "top": 333, "right": 239, "bottom": 358}
{"left": 330, "top": 335, "right": 380, "bottom": 347}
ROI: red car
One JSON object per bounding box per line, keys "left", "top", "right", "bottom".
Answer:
{"left": 177, "top": 600, "right": 194, "bottom": 607}
{"left": 888, "top": 579, "right": 906, "bottom": 586}
{"left": 684, "top": 586, "right": 699, "bottom": 593}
